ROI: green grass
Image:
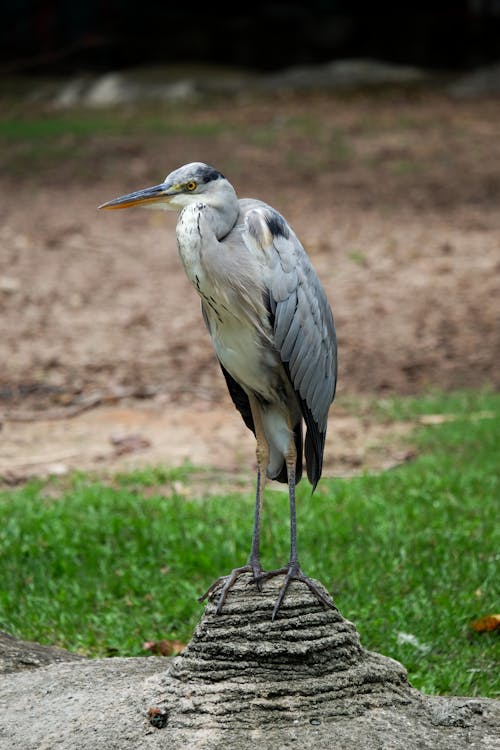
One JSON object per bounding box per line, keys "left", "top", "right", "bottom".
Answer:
{"left": 0, "top": 390, "right": 499, "bottom": 698}
{"left": 0, "top": 111, "right": 230, "bottom": 141}
{"left": 0, "top": 105, "right": 234, "bottom": 177}
{"left": 0, "top": 102, "right": 358, "bottom": 179}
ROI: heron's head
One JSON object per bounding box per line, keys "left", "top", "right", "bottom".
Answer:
{"left": 99, "top": 162, "right": 229, "bottom": 212}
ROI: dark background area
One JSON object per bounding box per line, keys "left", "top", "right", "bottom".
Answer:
{"left": 3, "top": 1, "right": 500, "bottom": 75}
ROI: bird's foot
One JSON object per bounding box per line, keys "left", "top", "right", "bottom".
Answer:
{"left": 198, "top": 561, "right": 264, "bottom": 615}
{"left": 261, "top": 561, "right": 334, "bottom": 620}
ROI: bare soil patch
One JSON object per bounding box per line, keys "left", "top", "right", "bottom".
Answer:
{"left": 0, "top": 397, "right": 415, "bottom": 486}
{"left": 1, "top": 90, "right": 499, "bottom": 481}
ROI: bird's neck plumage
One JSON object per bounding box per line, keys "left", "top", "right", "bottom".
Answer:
{"left": 175, "top": 181, "right": 239, "bottom": 290}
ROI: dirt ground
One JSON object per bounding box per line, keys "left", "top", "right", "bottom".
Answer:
{"left": 1, "top": 90, "right": 499, "bottom": 484}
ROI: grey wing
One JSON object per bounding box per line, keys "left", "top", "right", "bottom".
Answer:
{"left": 244, "top": 203, "right": 337, "bottom": 487}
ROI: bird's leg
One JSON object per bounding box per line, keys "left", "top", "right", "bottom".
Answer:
{"left": 246, "top": 396, "right": 271, "bottom": 583}
{"left": 198, "top": 396, "right": 268, "bottom": 613}
{"left": 262, "top": 441, "right": 335, "bottom": 620}
{"left": 247, "top": 457, "right": 266, "bottom": 587}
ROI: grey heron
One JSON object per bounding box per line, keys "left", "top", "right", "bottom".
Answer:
{"left": 100, "top": 162, "right": 337, "bottom": 619}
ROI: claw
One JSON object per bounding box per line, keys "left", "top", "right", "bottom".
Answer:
{"left": 262, "top": 562, "right": 334, "bottom": 620}
{"left": 199, "top": 562, "right": 333, "bottom": 620}
{"left": 198, "top": 562, "right": 264, "bottom": 614}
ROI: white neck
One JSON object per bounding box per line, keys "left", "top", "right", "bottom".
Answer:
{"left": 175, "top": 180, "right": 239, "bottom": 291}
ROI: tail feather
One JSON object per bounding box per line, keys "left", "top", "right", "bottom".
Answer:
{"left": 304, "top": 426, "right": 325, "bottom": 491}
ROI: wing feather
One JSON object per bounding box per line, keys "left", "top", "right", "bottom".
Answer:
{"left": 274, "top": 294, "right": 298, "bottom": 352}
{"left": 243, "top": 203, "right": 337, "bottom": 488}
{"left": 281, "top": 313, "right": 301, "bottom": 362}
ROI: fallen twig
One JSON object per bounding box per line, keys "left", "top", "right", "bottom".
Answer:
{"left": 3, "top": 385, "right": 161, "bottom": 422}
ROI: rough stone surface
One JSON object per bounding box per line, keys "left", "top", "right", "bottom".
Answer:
{"left": 154, "top": 575, "right": 411, "bottom": 728}
{"left": 0, "top": 629, "right": 87, "bottom": 674}
{"left": 0, "top": 577, "right": 498, "bottom": 749}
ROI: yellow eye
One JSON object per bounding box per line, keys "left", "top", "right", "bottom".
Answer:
{"left": 185, "top": 180, "right": 197, "bottom": 191}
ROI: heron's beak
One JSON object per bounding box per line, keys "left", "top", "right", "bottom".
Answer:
{"left": 98, "top": 183, "right": 174, "bottom": 210}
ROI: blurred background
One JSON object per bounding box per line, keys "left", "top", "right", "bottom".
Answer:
{"left": 3, "top": 1, "right": 500, "bottom": 74}
{"left": 1, "top": 1, "right": 500, "bottom": 480}
{"left": 1, "top": 3, "right": 499, "bottom": 685}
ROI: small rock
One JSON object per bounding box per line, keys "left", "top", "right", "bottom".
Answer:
{"left": 0, "top": 276, "right": 20, "bottom": 293}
